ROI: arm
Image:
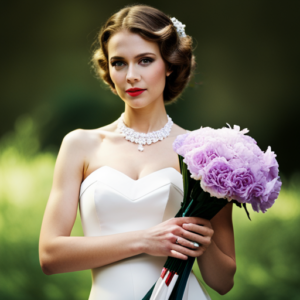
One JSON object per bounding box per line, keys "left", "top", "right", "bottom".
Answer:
{"left": 39, "top": 130, "right": 201, "bottom": 275}
{"left": 39, "top": 130, "right": 145, "bottom": 275}
{"left": 196, "top": 203, "right": 236, "bottom": 295}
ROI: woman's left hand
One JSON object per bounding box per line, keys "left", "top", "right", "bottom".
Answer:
{"left": 178, "top": 217, "right": 214, "bottom": 257}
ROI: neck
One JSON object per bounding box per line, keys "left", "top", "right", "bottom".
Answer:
{"left": 122, "top": 99, "right": 168, "bottom": 133}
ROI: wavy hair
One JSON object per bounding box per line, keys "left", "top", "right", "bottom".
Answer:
{"left": 92, "top": 4, "right": 196, "bottom": 103}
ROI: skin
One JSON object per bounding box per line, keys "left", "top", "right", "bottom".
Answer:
{"left": 39, "top": 29, "right": 236, "bottom": 295}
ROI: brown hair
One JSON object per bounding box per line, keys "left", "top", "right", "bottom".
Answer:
{"left": 92, "top": 4, "right": 196, "bottom": 104}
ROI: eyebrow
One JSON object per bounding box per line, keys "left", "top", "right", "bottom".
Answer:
{"left": 110, "top": 52, "right": 156, "bottom": 61}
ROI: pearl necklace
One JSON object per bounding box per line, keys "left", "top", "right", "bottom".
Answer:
{"left": 117, "top": 113, "right": 173, "bottom": 151}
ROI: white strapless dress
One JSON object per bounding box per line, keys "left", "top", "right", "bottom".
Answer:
{"left": 79, "top": 166, "right": 210, "bottom": 300}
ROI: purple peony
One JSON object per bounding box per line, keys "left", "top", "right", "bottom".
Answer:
{"left": 263, "top": 146, "right": 279, "bottom": 181}
{"left": 172, "top": 124, "right": 281, "bottom": 213}
{"left": 229, "top": 168, "right": 256, "bottom": 202}
{"left": 183, "top": 146, "right": 219, "bottom": 180}
{"left": 201, "top": 157, "right": 232, "bottom": 199}
{"left": 173, "top": 133, "right": 189, "bottom": 155}
{"left": 250, "top": 178, "right": 281, "bottom": 213}
{"left": 247, "top": 180, "right": 267, "bottom": 212}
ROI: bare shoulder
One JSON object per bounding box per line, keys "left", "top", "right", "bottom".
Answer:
{"left": 60, "top": 121, "right": 118, "bottom": 164}
{"left": 62, "top": 121, "right": 117, "bottom": 151}
{"left": 55, "top": 129, "right": 100, "bottom": 177}
{"left": 62, "top": 128, "right": 101, "bottom": 151}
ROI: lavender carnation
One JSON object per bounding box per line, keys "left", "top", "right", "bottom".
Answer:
{"left": 229, "top": 168, "right": 256, "bottom": 202}
{"left": 173, "top": 132, "right": 189, "bottom": 155}
{"left": 172, "top": 124, "right": 281, "bottom": 213}
{"left": 183, "top": 145, "right": 219, "bottom": 180}
{"left": 201, "top": 157, "right": 232, "bottom": 199}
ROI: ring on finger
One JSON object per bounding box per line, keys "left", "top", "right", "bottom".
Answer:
{"left": 175, "top": 237, "right": 180, "bottom": 244}
{"left": 186, "top": 237, "right": 200, "bottom": 247}
{"left": 187, "top": 239, "right": 200, "bottom": 248}
{"left": 192, "top": 241, "right": 200, "bottom": 248}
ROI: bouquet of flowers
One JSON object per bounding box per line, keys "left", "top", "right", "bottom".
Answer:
{"left": 142, "top": 124, "right": 281, "bottom": 300}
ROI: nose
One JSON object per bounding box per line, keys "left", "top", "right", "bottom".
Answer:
{"left": 126, "top": 64, "right": 141, "bottom": 84}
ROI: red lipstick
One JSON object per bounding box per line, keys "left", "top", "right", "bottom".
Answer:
{"left": 126, "top": 88, "right": 146, "bottom": 97}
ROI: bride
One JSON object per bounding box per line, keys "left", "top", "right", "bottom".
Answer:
{"left": 39, "top": 4, "right": 236, "bottom": 299}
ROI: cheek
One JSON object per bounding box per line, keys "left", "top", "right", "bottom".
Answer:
{"left": 146, "top": 61, "right": 166, "bottom": 88}
{"left": 109, "top": 68, "right": 124, "bottom": 88}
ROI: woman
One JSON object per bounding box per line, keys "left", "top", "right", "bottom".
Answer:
{"left": 39, "top": 4, "right": 236, "bottom": 300}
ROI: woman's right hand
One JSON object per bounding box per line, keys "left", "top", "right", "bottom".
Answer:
{"left": 142, "top": 216, "right": 212, "bottom": 260}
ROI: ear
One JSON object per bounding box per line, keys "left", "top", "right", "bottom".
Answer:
{"left": 166, "top": 70, "right": 173, "bottom": 77}
{"left": 165, "top": 62, "right": 173, "bottom": 76}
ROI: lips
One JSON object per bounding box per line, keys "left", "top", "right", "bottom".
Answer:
{"left": 126, "top": 88, "right": 146, "bottom": 97}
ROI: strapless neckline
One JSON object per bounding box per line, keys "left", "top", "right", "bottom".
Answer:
{"left": 81, "top": 165, "right": 182, "bottom": 186}
{"left": 80, "top": 166, "right": 182, "bottom": 199}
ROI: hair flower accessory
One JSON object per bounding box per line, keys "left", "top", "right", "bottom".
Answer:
{"left": 171, "top": 17, "right": 187, "bottom": 37}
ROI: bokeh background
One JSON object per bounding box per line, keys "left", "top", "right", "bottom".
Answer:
{"left": 1, "top": 1, "right": 299, "bottom": 299}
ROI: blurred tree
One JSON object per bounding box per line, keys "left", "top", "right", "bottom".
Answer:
{"left": 1, "top": 0, "right": 299, "bottom": 173}
{"left": 34, "top": 86, "right": 123, "bottom": 152}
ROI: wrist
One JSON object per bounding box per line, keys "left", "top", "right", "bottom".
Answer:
{"left": 134, "top": 230, "right": 148, "bottom": 254}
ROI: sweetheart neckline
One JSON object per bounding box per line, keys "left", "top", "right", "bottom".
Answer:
{"left": 81, "top": 166, "right": 182, "bottom": 187}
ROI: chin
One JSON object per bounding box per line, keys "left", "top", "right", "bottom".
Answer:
{"left": 129, "top": 101, "right": 149, "bottom": 109}
{"left": 124, "top": 97, "right": 152, "bottom": 109}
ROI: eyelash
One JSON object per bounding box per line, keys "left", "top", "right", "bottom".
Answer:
{"left": 140, "top": 58, "right": 154, "bottom": 65}
{"left": 111, "top": 61, "right": 124, "bottom": 67}
{"left": 111, "top": 57, "right": 154, "bottom": 67}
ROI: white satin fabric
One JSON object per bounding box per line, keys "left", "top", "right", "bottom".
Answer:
{"left": 79, "top": 166, "right": 210, "bottom": 300}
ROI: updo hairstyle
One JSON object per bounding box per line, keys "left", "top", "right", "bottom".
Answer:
{"left": 92, "top": 4, "right": 196, "bottom": 104}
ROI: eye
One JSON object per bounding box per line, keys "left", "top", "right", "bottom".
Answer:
{"left": 111, "top": 61, "right": 125, "bottom": 68}
{"left": 139, "top": 57, "right": 154, "bottom": 65}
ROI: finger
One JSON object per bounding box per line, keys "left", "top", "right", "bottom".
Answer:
{"left": 181, "top": 231, "right": 211, "bottom": 247}
{"left": 176, "top": 217, "right": 210, "bottom": 227}
{"left": 175, "top": 236, "right": 200, "bottom": 250}
{"left": 182, "top": 223, "right": 214, "bottom": 237}
{"left": 170, "top": 249, "right": 188, "bottom": 260}
{"left": 172, "top": 244, "right": 204, "bottom": 258}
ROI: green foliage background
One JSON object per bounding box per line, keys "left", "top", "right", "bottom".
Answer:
{"left": 1, "top": 1, "right": 300, "bottom": 299}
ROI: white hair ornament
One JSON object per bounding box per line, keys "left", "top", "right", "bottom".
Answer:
{"left": 170, "top": 17, "right": 187, "bottom": 37}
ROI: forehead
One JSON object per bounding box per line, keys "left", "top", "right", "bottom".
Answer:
{"left": 107, "top": 30, "right": 160, "bottom": 59}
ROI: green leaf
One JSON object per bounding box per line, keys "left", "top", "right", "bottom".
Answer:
{"left": 243, "top": 203, "right": 251, "bottom": 221}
